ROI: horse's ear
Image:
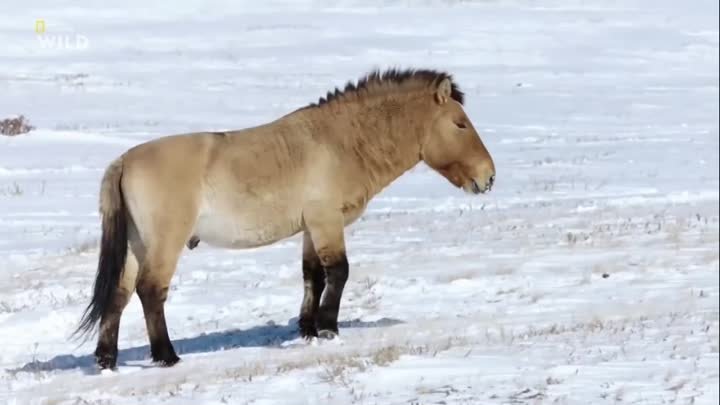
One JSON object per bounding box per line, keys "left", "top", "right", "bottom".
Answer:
{"left": 435, "top": 78, "right": 452, "bottom": 104}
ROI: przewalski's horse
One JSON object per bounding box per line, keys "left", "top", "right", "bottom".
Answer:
{"left": 75, "top": 68, "right": 496, "bottom": 369}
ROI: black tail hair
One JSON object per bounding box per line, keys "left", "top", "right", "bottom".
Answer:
{"left": 72, "top": 190, "right": 128, "bottom": 340}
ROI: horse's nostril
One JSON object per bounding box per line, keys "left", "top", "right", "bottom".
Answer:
{"left": 489, "top": 175, "right": 495, "bottom": 186}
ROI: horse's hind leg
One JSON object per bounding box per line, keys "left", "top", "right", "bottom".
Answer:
{"left": 299, "top": 232, "right": 325, "bottom": 339}
{"left": 94, "top": 249, "right": 139, "bottom": 369}
{"left": 135, "top": 241, "right": 184, "bottom": 366}
{"left": 137, "top": 281, "right": 178, "bottom": 366}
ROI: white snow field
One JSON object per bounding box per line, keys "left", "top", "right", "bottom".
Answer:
{"left": 1, "top": 0, "right": 718, "bottom": 404}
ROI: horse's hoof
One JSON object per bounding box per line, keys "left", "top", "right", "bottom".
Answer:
{"left": 95, "top": 353, "right": 117, "bottom": 370}
{"left": 152, "top": 347, "right": 180, "bottom": 367}
{"left": 298, "top": 318, "right": 318, "bottom": 340}
{"left": 301, "top": 332, "right": 317, "bottom": 342}
{"left": 155, "top": 354, "right": 180, "bottom": 367}
{"left": 317, "top": 329, "right": 338, "bottom": 340}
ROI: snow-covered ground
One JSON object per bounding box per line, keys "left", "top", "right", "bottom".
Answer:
{"left": 0, "top": 1, "right": 718, "bottom": 404}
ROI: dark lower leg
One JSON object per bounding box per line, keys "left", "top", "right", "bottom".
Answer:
{"left": 316, "top": 256, "right": 349, "bottom": 336}
{"left": 94, "top": 289, "right": 131, "bottom": 369}
{"left": 137, "top": 285, "right": 179, "bottom": 366}
{"left": 299, "top": 257, "right": 325, "bottom": 338}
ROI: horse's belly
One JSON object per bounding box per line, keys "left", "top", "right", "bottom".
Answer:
{"left": 193, "top": 212, "right": 299, "bottom": 249}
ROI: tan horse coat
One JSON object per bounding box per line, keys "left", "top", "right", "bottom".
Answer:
{"left": 77, "top": 69, "right": 496, "bottom": 369}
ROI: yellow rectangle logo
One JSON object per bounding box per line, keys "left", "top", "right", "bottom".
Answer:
{"left": 35, "top": 19, "right": 46, "bottom": 34}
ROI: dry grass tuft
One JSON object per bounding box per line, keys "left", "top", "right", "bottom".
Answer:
{"left": 371, "top": 345, "right": 403, "bottom": 366}
{"left": 0, "top": 115, "right": 34, "bottom": 136}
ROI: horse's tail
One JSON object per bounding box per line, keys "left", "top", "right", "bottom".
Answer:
{"left": 73, "top": 156, "right": 128, "bottom": 340}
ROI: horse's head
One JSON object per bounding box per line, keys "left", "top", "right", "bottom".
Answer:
{"left": 420, "top": 78, "right": 495, "bottom": 194}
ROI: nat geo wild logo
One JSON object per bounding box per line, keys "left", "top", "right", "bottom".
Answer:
{"left": 35, "top": 19, "right": 89, "bottom": 50}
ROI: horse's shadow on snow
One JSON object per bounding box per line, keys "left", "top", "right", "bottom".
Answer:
{"left": 10, "top": 317, "right": 403, "bottom": 374}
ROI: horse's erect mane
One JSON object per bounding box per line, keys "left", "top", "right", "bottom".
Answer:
{"left": 305, "top": 68, "right": 464, "bottom": 109}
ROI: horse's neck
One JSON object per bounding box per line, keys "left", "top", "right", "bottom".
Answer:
{"left": 340, "top": 98, "right": 426, "bottom": 196}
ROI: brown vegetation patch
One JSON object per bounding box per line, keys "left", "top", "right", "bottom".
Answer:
{"left": 0, "top": 115, "right": 34, "bottom": 136}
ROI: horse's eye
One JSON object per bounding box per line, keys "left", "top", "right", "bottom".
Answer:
{"left": 455, "top": 122, "right": 467, "bottom": 129}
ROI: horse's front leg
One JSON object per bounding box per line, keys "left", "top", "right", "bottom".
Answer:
{"left": 298, "top": 232, "right": 325, "bottom": 339}
{"left": 316, "top": 255, "right": 348, "bottom": 338}
{"left": 303, "top": 208, "right": 348, "bottom": 339}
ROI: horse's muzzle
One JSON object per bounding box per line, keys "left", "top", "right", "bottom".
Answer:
{"left": 471, "top": 175, "right": 494, "bottom": 194}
